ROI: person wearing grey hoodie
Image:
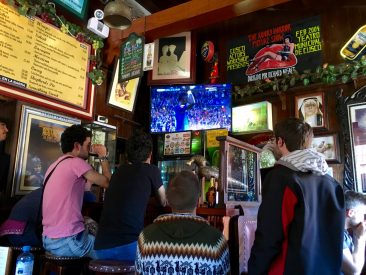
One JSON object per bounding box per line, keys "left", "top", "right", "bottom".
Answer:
{"left": 248, "top": 117, "right": 345, "bottom": 275}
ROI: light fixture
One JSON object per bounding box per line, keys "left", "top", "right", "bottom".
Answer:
{"left": 103, "top": 0, "right": 132, "bottom": 30}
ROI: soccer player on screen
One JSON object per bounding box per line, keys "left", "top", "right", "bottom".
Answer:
{"left": 173, "top": 90, "right": 195, "bottom": 131}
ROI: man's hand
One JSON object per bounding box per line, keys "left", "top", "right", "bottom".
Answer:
{"left": 353, "top": 221, "right": 366, "bottom": 241}
{"left": 91, "top": 144, "right": 108, "bottom": 158}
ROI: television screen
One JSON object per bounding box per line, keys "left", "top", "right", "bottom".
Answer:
{"left": 150, "top": 84, "right": 232, "bottom": 133}
{"left": 232, "top": 101, "right": 273, "bottom": 134}
{"left": 54, "top": 0, "right": 88, "bottom": 19}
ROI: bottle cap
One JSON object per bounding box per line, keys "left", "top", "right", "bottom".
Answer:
{"left": 23, "top": 246, "right": 31, "bottom": 252}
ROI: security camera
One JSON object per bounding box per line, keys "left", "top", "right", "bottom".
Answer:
{"left": 87, "top": 10, "right": 109, "bottom": 39}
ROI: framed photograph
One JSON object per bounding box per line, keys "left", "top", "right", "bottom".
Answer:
{"left": 295, "top": 92, "right": 326, "bottom": 128}
{"left": 232, "top": 101, "right": 273, "bottom": 134}
{"left": 311, "top": 133, "right": 340, "bottom": 163}
{"left": 12, "top": 106, "right": 80, "bottom": 195}
{"left": 107, "top": 59, "right": 140, "bottom": 113}
{"left": 219, "top": 136, "right": 262, "bottom": 206}
{"left": 148, "top": 31, "right": 196, "bottom": 85}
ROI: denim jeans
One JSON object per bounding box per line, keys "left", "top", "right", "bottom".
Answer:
{"left": 43, "top": 230, "right": 97, "bottom": 259}
{"left": 95, "top": 241, "right": 137, "bottom": 261}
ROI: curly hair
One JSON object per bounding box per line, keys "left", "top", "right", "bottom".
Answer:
{"left": 126, "top": 131, "right": 152, "bottom": 163}
{"left": 60, "top": 125, "right": 91, "bottom": 154}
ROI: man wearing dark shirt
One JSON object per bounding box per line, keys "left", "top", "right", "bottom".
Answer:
{"left": 94, "top": 131, "right": 167, "bottom": 261}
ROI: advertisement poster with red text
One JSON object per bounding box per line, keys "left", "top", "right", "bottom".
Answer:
{"left": 226, "top": 16, "right": 322, "bottom": 84}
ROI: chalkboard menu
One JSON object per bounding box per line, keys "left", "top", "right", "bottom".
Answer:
{"left": 119, "top": 32, "right": 144, "bottom": 82}
{"left": 0, "top": 3, "right": 92, "bottom": 118}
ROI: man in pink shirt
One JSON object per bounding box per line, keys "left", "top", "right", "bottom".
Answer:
{"left": 42, "top": 124, "right": 110, "bottom": 258}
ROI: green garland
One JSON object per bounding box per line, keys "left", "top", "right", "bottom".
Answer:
{"left": 234, "top": 57, "right": 366, "bottom": 98}
{"left": 7, "top": 0, "right": 105, "bottom": 85}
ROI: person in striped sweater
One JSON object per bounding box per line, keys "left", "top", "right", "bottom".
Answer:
{"left": 135, "top": 170, "right": 230, "bottom": 275}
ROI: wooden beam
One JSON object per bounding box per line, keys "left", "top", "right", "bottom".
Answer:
{"left": 104, "top": 0, "right": 291, "bottom": 65}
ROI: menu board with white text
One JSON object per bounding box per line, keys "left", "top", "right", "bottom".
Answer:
{"left": 0, "top": 2, "right": 90, "bottom": 108}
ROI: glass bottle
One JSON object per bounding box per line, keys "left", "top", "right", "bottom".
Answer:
{"left": 206, "top": 177, "right": 216, "bottom": 208}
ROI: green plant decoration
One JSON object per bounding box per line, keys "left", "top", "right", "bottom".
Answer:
{"left": 234, "top": 56, "right": 366, "bottom": 99}
{"left": 7, "top": 0, "right": 105, "bottom": 85}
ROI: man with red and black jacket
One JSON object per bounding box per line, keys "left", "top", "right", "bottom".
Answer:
{"left": 248, "top": 117, "right": 345, "bottom": 275}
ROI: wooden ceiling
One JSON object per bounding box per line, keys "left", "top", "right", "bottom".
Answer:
{"left": 135, "top": 0, "right": 190, "bottom": 14}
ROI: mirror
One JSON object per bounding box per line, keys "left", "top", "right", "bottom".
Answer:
{"left": 337, "top": 85, "right": 366, "bottom": 192}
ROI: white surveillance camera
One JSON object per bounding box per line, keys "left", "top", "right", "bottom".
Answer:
{"left": 87, "top": 17, "right": 109, "bottom": 39}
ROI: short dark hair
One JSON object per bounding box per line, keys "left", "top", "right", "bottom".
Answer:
{"left": 167, "top": 171, "right": 200, "bottom": 211}
{"left": 60, "top": 124, "right": 91, "bottom": 154}
{"left": 126, "top": 131, "right": 152, "bottom": 164}
{"left": 345, "top": 190, "right": 366, "bottom": 210}
{"left": 274, "top": 117, "right": 313, "bottom": 152}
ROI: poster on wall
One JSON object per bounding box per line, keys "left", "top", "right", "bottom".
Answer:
{"left": 226, "top": 16, "right": 322, "bottom": 84}
{"left": 163, "top": 131, "right": 191, "bottom": 156}
{"left": 119, "top": 32, "right": 145, "bottom": 82}
{"left": 13, "top": 106, "right": 80, "bottom": 195}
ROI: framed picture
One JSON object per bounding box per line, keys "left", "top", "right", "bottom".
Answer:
{"left": 232, "top": 101, "right": 273, "bottom": 134}
{"left": 311, "top": 133, "right": 340, "bottom": 163}
{"left": 12, "top": 106, "right": 80, "bottom": 195}
{"left": 148, "top": 31, "right": 196, "bottom": 85}
{"left": 295, "top": 92, "right": 326, "bottom": 128}
{"left": 107, "top": 59, "right": 140, "bottom": 113}
{"left": 163, "top": 131, "right": 191, "bottom": 156}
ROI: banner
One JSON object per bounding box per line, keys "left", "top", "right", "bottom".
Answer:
{"left": 226, "top": 16, "right": 322, "bottom": 84}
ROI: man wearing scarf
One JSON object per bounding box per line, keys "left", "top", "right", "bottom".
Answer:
{"left": 248, "top": 117, "right": 344, "bottom": 275}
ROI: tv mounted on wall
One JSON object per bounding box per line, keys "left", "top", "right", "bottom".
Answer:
{"left": 150, "top": 84, "right": 232, "bottom": 133}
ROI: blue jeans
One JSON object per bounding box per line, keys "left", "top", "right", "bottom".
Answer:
{"left": 95, "top": 241, "right": 137, "bottom": 261}
{"left": 43, "top": 230, "right": 97, "bottom": 259}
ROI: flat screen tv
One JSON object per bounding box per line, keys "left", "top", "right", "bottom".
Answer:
{"left": 150, "top": 84, "right": 232, "bottom": 133}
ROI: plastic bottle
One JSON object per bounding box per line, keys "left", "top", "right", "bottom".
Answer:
{"left": 15, "top": 246, "right": 34, "bottom": 275}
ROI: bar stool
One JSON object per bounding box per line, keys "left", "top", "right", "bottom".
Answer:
{"left": 10, "top": 246, "right": 44, "bottom": 275}
{"left": 88, "top": 260, "right": 135, "bottom": 274}
{"left": 41, "top": 252, "right": 90, "bottom": 275}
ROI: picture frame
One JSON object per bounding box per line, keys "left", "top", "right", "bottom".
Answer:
{"left": 12, "top": 106, "right": 80, "bottom": 195}
{"left": 232, "top": 101, "right": 273, "bottom": 134}
{"left": 218, "top": 136, "right": 262, "bottom": 207}
{"left": 337, "top": 85, "right": 366, "bottom": 192}
{"left": 163, "top": 131, "right": 191, "bottom": 156}
{"left": 311, "top": 133, "right": 341, "bottom": 163}
{"left": 148, "top": 31, "right": 196, "bottom": 85}
{"left": 295, "top": 92, "right": 326, "bottom": 129}
{"left": 107, "top": 59, "right": 140, "bottom": 113}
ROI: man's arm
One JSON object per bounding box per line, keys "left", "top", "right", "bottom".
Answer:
{"left": 342, "top": 223, "right": 366, "bottom": 275}
{"left": 187, "top": 90, "right": 195, "bottom": 105}
{"left": 83, "top": 144, "right": 111, "bottom": 188}
{"left": 156, "top": 185, "right": 167, "bottom": 207}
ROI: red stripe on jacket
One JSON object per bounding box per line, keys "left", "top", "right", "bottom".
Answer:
{"left": 269, "top": 186, "right": 298, "bottom": 275}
